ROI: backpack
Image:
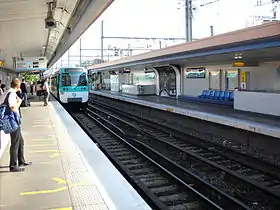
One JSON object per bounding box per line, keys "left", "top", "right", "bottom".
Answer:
{"left": 0, "top": 92, "right": 21, "bottom": 134}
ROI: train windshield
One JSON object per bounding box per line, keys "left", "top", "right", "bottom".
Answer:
{"left": 61, "top": 72, "right": 87, "bottom": 86}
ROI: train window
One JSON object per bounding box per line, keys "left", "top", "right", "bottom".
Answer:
{"left": 76, "top": 73, "right": 87, "bottom": 86}
{"left": 61, "top": 73, "right": 72, "bottom": 86}
{"left": 61, "top": 73, "right": 87, "bottom": 86}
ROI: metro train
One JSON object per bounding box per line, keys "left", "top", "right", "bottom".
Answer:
{"left": 49, "top": 67, "right": 89, "bottom": 109}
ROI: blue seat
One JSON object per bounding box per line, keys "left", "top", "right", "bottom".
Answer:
{"left": 229, "top": 91, "right": 234, "bottom": 101}
{"left": 204, "top": 90, "right": 211, "bottom": 98}
{"left": 219, "top": 91, "right": 225, "bottom": 100}
{"left": 199, "top": 90, "right": 207, "bottom": 98}
{"left": 224, "top": 91, "right": 230, "bottom": 101}
{"left": 208, "top": 90, "right": 215, "bottom": 99}
{"left": 213, "top": 90, "right": 221, "bottom": 100}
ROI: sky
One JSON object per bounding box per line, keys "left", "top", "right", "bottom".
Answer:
{"left": 54, "top": 0, "right": 280, "bottom": 68}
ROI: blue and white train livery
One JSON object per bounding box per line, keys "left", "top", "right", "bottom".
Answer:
{"left": 50, "top": 67, "right": 89, "bottom": 108}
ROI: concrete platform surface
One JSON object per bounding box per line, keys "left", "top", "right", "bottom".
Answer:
{"left": 0, "top": 100, "right": 151, "bottom": 210}
{"left": 93, "top": 90, "right": 280, "bottom": 138}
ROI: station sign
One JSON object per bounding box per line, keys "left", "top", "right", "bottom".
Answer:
{"left": 185, "top": 67, "right": 206, "bottom": 79}
{"left": 241, "top": 71, "right": 246, "bottom": 83}
{"left": 240, "top": 71, "right": 247, "bottom": 90}
{"left": 232, "top": 61, "right": 259, "bottom": 67}
{"left": 16, "top": 57, "right": 47, "bottom": 71}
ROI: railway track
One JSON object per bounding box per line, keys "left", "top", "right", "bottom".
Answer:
{"left": 86, "top": 100, "right": 280, "bottom": 209}
{"left": 71, "top": 112, "right": 248, "bottom": 209}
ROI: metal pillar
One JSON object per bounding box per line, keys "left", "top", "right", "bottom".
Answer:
{"left": 68, "top": 50, "right": 70, "bottom": 66}
{"left": 210, "top": 25, "right": 214, "bottom": 36}
{"left": 79, "top": 38, "right": 82, "bottom": 66}
{"left": 101, "top": 20, "right": 104, "bottom": 61}
{"left": 185, "top": 0, "right": 192, "bottom": 42}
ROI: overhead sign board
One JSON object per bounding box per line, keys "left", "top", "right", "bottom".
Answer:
{"left": 185, "top": 67, "right": 206, "bottom": 78}
{"left": 16, "top": 57, "right": 47, "bottom": 71}
{"left": 232, "top": 61, "right": 259, "bottom": 67}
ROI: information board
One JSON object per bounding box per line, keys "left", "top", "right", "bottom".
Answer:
{"left": 16, "top": 57, "right": 47, "bottom": 70}
{"left": 185, "top": 67, "right": 206, "bottom": 78}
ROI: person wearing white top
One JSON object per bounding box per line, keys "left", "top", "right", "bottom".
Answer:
{"left": 5, "top": 78, "right": 32, "bottom": 172}
{"left": 43, "top": 78, "right": 50, "bottom": 106}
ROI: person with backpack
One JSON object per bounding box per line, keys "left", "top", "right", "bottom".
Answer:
{"left": 1, "top": 78, "right": 31, "bottom": 172}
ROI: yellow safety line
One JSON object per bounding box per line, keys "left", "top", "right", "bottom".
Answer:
{"left": 30, "top": 150, "right": 64, "bottom": 153}
{"left": 50, "top": 153, "right": 61, "bottom": 158}
{"left": 31, "top": 138, "right": 53, "bottom": 141}
{"left": 52, "top": 178, "right": 67, "bottom": 184}
{"left": 29, "top": 144, "right": 56, "bottom": 147}
{"left": 20, "top": 182, "right": 87, "bottom": 196}
{"left": 20, "top": 187, "right": 68, "bottom": 196}
{"left": 32, "top": 125, "right": 53, "bottom": 127}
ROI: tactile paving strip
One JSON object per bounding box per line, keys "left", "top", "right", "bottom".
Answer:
{"left": 48, "top": 106, "right": 109, "bottom": 210}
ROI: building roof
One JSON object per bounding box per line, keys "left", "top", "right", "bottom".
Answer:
{"left": 88, "top": 22, "right": 280, "bottom": 71}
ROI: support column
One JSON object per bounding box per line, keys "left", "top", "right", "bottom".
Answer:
{"left": 101, "top": 20, "right": 104, "bottom": 62}
{"left": 79, "top": 38, "right": 82, "bottom": 66}
{"left": 185, "top": 0, "right": 192, "bottom": 42}
{"left": 170, "top": 65, "right": 181, "bottom": 98}
{"left": 68, "top": 50, "right": 70, "bottom": 66}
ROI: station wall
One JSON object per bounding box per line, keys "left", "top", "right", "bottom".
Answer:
{"left": 181, "top": 62, "right": 280, "bottom": 96}
{"left": 244, "top": 62, "right": 280, "bottom": 92}
{"left": 181, "top": 65, "right": 235, "bottom": 96}
{"left": 182, "top": 67, "right": 209, "bottom": 96}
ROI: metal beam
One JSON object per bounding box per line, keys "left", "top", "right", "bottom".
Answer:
{"left": 47, "top": 0, "right": 114, "bottom": 68}
{"left": 102, "top": 36, "right": 186, "bottom": 40}
{"left": 185, "top": 0, "right": 192, "bottom": 42}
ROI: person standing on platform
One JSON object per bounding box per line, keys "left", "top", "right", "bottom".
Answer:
{"left": 43, "top": 78, "right": 50, "bottom": 106}
{"left": 36, "top": 81, "right": 42, "bottom": 100}
{"left": 0, "top": 80, "right": 3, "bottom": 96}
{"left": 16, "top": 89, "right": 22, "bottom": 118}
{"left": 0, "top": 84, "right": 6, "bottom": 95}
{"left": 20, "top": 79, "right": 28, "bottom": 107}
{"left": 6, "top": 78, "right": 32, "bottom": 172}
{"left": 30, "top": 81, "right": 34, "bottom": 96}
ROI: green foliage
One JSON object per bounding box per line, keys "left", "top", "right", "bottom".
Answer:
{"left": 21, "top": 73, "right": 40, "bottom": 83}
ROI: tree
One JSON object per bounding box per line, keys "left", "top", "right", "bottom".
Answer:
{"left": 20, "top": 72, "right": 40, "bottom": 83}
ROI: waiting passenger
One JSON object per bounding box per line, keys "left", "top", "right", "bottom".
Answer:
{"left": 0, "top": 86, "right": 3, "bottom": 95}
{"left": 0, "top": 80, "right": 3, "bottom": 95}
{"left": 36, "top": 81, "right": 42, "bottom": 100}
{"left": 1, "top": 84, "right": 6, "bottom": 93}
{"left": 16, "top": 89, "right": 22, "bottom": 118}
{"left": 20, "top": 79, "right": 28, "bottom": 107}
{"left": 42, "top": 78, "right": 50, "bottom": 106}
{"left": 30, "top": 81, "right": 34, "bottom": 96}
{"left": 6, "top": 78, "right": 32, "bottom": 172}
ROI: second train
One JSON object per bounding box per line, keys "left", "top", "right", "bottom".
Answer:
{"left": 49, "top": 67, "right": 89, "bottom": 109}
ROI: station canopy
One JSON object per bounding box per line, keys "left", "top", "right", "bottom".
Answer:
{"left": 0, "top": 0, "right": 113, "bottom": 72}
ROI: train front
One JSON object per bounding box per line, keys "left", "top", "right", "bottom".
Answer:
{"left": 59, "top": 67, "right": 89, "bottom": 109}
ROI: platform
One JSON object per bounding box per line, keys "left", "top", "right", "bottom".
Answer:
{"left": 0, "top": 100, "right": 151, "bottom": 210}
{"left": 92, "top": 90, "right": 280, "bottom": 138}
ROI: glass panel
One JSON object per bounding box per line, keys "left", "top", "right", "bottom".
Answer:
{"left": 226, "top": 70, "right": 238, "bottom": 90}
{"left": 133, "top": 72, "right": 156, "bottom": 85}
{"left": 209, "top": 70, "right": 220, "bottom": 90}
{"left": 61, "top": 72, "right": 87, "bottom": 86}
